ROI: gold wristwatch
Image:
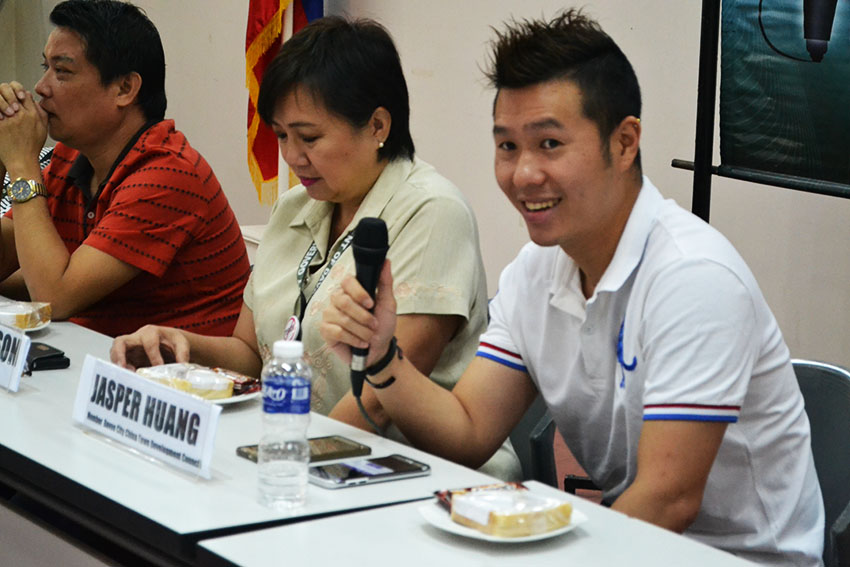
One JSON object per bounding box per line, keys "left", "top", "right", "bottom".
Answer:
{"left": 7, "top": 177, "right": 48, "bottom": 203}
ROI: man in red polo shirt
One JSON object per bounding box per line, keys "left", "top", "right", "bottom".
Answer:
{"left": 0, "top": 0, "right": 250, "bottom": 337}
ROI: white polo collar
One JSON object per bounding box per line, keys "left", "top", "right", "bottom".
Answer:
{"left": 549, "top": 176, "right": 664, "bottom": 318}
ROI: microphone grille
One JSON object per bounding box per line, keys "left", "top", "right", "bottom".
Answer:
{"left": 353, "top": 217, "right": 388, "bottom": 249}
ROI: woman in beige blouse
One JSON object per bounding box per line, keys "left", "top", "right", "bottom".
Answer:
{"left": 111, "top": 16, "right": 520, "bottom": 480}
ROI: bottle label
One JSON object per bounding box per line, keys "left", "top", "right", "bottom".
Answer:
{"left": 262, "top": 375, "right": 311, "bottom": 414}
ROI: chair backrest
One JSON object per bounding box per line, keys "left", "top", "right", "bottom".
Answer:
{"left": 508, "top": 395, "right": 557, "bottom": 487}
{"left": 792, "top": 359, "right": 850, "bottom": 567}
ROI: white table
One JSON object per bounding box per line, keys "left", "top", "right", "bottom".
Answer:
{"left": 197, "top": 481, "right": 756, "bottom": 567}
{"left": 0, "top": 322, "right": 495, "bottom": 565}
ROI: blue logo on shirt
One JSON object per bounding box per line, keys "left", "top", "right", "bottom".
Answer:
{"left": 617, "top": 319, "right": 637, "bottom": 388}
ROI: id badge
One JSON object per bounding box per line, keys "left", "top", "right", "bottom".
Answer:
{"left": 284, "top": 315, "right": 300, "bottom": 341}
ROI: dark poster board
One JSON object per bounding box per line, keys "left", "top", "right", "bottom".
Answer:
{"left": 720, "top": 0, "right": 850, "bottom": 185}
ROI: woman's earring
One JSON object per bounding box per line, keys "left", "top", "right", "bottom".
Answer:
{"left": 378, "top": 141, "right": 385, "bottom": 149}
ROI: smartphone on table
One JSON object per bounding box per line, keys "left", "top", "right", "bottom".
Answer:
{"left": 308, "top": 454, "right": 431, "bottom": 489}
{"left": 236, "top": 435, "right": 371, "bottom": 464}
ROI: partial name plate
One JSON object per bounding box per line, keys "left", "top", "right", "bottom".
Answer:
{"left": 0, "top": 323, "right": 31, "bottom": 392}
{"left": 72, "top": 355, "right": 222, "bottom": 479}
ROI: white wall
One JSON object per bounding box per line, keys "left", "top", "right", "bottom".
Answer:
{"left": 1, "top": 1, "right": 58, "bottom": 92}
{"left": 5, "top": 0, "right": 850, "bottom": 366}
{"left": 326, "top": 0, "right": 704, "bottom": 292}
{"left": 0, "top": 2, "right": 14, "bottom": 81}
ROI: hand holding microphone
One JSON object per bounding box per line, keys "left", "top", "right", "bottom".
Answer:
{"left": 350, "top": 217, "right": 389, "bottom": 398}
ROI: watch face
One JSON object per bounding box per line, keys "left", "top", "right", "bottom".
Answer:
{"left": 9, "top": 179, "right": 32, "bottom": 201}
{"left": 8, "top": 179, "right": 44, "bottom": 202}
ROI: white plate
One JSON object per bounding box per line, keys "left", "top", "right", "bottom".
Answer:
{"left": 21, "top": 320, "right": 50, "bottom": 333}
{"left": 212, "top": 391, "right": 262, "bottom": 405}
{"left": 418, "top": 499, "right": 587, "bottom": 543}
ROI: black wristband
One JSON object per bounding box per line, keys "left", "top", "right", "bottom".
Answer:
{"left": 365, "top": 336, "right": 400, "bottom": 376}
{"left": 364, "top": 374, "right": 396, "bottom": 389}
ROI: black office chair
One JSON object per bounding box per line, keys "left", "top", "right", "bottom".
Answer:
{"left": 791, "top": 359, "right": 850, "bottom": 567}
{"left": 509, "top": 396, "right": 558, "bottom": 487}
{"left": 522, "top": 409, "right": 601, "bottom": 495}
{"left": 523, "top": 359, "right": 850, "bottom": 566}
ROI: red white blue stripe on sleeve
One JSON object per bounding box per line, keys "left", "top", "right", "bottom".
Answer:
{"left": 476, "top": 342, "right": 527, "bottom": 373}
{"left": 644, "top": 404, "right": 740, "bottom": 422}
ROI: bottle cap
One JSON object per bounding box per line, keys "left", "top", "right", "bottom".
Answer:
{"left": 273, "top": 339, "right": 303, "bottom": 359}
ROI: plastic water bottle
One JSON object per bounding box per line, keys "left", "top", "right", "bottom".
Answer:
{"left": 258, "top": 340, "right": 312, "bottom": 508}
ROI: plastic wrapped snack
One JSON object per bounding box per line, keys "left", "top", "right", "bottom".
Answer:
{"left": 435, "top": 482, "right": 527, "bottom": 512}
{"left": 137, "top": 363, "right": 234, "bottom": 400}
{"left": 0, "top": 299, "right": 51, "bottom": 330}
{"left": 212, "top": 367, "right": 261, "bottom": 396}
{"left": 449, "top": 487, "right": 573, "bottom": 538}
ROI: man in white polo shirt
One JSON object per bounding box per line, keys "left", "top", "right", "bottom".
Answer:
{"left": 320, "top": 10, "right": 824, "bottom": 565}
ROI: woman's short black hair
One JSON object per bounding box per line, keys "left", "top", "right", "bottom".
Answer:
{"left": 258, "top": 16, "right": 414, "bottom": 162}
{"left": 50, "top": 0, "right": 167, "bottom": 122}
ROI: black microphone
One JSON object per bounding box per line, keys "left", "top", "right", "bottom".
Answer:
{"left": 350, "top": 217, "right": 388, "bottom": 398}
{"left": 804, "top": 0, "right": 839, "bottom": 62}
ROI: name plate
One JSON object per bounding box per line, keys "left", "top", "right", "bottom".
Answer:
{"left": 0, "top": 324, "right": 31, "bottom": 392}
{"left": 72, "top": 355, "right": 222, "bottom": 478}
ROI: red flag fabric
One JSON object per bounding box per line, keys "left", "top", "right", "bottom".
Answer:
{"left": 246, "top": 0, "right": 323, "bottom": 204}
{"left": 246, "top": 0, "right": 288, "bottom": 204}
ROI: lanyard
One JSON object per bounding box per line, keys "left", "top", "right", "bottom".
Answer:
{"left": 293, "top": 232, "right": 355, "bottom": 337}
